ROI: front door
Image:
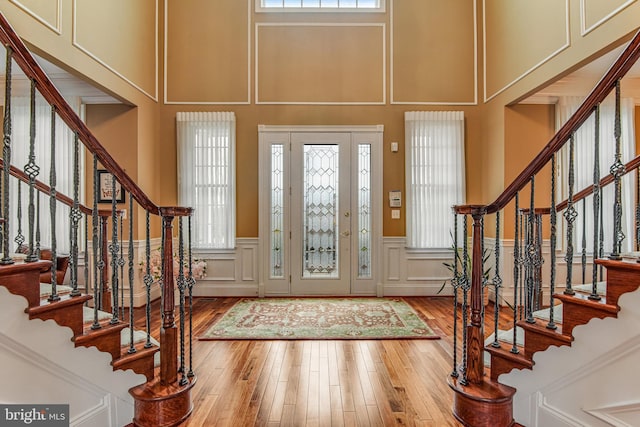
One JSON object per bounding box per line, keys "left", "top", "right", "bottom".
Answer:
{"left": 290, "top": 133, "right": 351, "bottom": 295}
{"left": 258, "top": 125, "right": 382, "bottom": 297}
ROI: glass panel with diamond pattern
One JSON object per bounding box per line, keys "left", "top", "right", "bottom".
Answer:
{"left": 358, "top": 144, "right": 371, "bottom": 278}
{"left": 303, "top": 145, "right": 339, "bottom": 278}
{"left": 270, "top": 144, "right": 284, "bottom": 278}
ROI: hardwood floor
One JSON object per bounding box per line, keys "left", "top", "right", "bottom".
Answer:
{"left": 135, "top": 297, "right": 472, "bottom": 426}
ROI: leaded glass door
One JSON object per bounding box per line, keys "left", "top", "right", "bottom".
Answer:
{"left": 258, "top": 126, "right": 381, "bottom": 297}
{"left": 290, "top": 133, "right": 351, "bottom": 294}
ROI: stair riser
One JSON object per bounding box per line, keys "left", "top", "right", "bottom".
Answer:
{"left": 561, "top": 303, "right": 617, "bottom": 336}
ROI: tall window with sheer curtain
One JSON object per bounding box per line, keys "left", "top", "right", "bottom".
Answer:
{"left": 9, "top": 95, "right": 82, "bottom": 254}
{"left": 177, "top": 112, "right": 236, "bottom": 249}
{"left": 405, "top": 111, "right": 466, "bottom": 249}
{"left": 556, "top": 95, "right": 635, "bottom": 254}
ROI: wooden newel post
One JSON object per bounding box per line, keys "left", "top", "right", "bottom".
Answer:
{"left": 466, "top": 209, "right": 485, "bottom": 384}
{"left": 160, "top": 210, "right": 178, "bottom": 385}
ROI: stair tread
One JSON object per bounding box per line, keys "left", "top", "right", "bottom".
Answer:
{"left": 485, "top": 341, "right": 534, "bottom": 368}
{"left": 111, "top": 341, "right": 159, "bottom": 369}
{"left": 0, "top": 260, "right": 51, "bottom": 276}
{"left": 27, "top": 293, "right": 92, "bottom": 315}
{"left": 554, "top": 292, "right": 619, "bottom": 313}
{"left": 516, "top": 318, "right": 572, "bottom": 343}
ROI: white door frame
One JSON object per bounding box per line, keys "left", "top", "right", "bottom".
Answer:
{"left": 258, "top": 125, "right": 383, "bottom": 297}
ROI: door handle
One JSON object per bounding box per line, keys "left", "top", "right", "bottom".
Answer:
{"left": 341, "top": 231, "right": 350, "bottom": 237}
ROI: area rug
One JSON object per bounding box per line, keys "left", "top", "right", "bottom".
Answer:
{"left": 199, "top": 298, "right": 439, "bottom": 340}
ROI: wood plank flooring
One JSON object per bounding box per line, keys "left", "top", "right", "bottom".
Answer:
{"left": 135, "top": 297, "right": 477, "bottom": 426}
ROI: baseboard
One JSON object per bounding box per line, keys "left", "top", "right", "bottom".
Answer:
{"left": 192, "top": 283, "right": 259, "bottom": 297}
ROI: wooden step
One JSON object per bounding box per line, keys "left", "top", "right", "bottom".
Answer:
{"left": 516, "top": 318, "right": 573, "bottom": 357}
{"left": 112, "top": 341, "right": 160, "bottom": 382}
{"left": 595, "top": 259, "right": 640, "bottom": 306}
{"left": 27, "top": 294, "right": 93, "bottom": 336}
{"left": 485, "top": 341, "right": 533, "bottom": 381}
{"left": 0, "top": 260, "right": 51, "bottom": 307}
{"left": 129, "top": 374, "right": 196, "bottom": 427}
{"left": 73, "top": 319, "right": 129, "bottom": 360}
{"left": 554, "top": 292, "right": 618, "bottom": 336}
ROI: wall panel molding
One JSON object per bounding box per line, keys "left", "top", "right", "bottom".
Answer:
{"left": 390, "top": 0, "right": 478, "bottom": 105}
{"left": 10, "top": 0, "right": 62, "bottom": 34}
{"left": 483, "top": 0, "right": 570, "bottom": 103}
{"left": 580, "top": 0, "right": 637, "bottom": 36}
{"left": 163, "top": 0, "right": 251, "bottom": 105}
{"left": 255, "top": 23, "right": 386, "bottom": 105}
{"left": 72, "top": 0, "right": 158, "bottom": 101}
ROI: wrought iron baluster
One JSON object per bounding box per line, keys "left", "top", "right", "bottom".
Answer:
{"left": 610, "top": 79, "right": 625, "bottom": 259}
{"left": 91, "top": 154, "right": 102, "bottom": 330}
{"left": 491, "top": 211, "right": 502, "bottom": 348}
{"left": 187, "top": 215, "right": 195, "bottom": 378}
{"left": 119, "top": 214, "right": 125, "bottom": 320}
{"left": 1, "top": 47, "right": 14, "bottom": 265}
{"left": 110, "top": 174, "right": 120, "bottom": 324}
{"left": 144, "top": 210, "right": 153, "bottom": 348}
{"left": 511, "top": 193, "right": 520, "bottom": 354}
{"left": 548, "top": 154, "right": 558, "bottom": 330}
{"left": 525, "top": 176, "right": 536, "bottom": 323}
{"left": 25, "top": 80, "right": 40, "bottom": 262}
{"left": 178, "top": 217, "right": 188, "bottom": 386}
{"left": 636, "top": 166, "right": 640, "bottom": 252}
{"left": 451, "top": 212, "right": 460, "bottom": 378}
{"left": 35, "top": 193, "right": 40, "bottom": 259}
{"left": 84, "top": 213, "right": 89, "bottom": 295}
{"left": 48, "top": 105, "right": 59, "bottom": 302}
{"left": 564, "top": 134, "right": 577, "bottom": 295}
{"left": 70, "top": 132, "right": 82, "bottom": 297}
{"left": 127, "top": 194, "right": 136, "bottom": 355}
{"left": 591, "top": 105, "right": 603, "bottom": 300}
{"left": 581, "top": 198, "right": 587, "bottom": 285}
{"left": 459, "top": 214, "right": 470, "bottom": 385}
{"left": 14, "top": 181, "right": 24, "bottom": 250}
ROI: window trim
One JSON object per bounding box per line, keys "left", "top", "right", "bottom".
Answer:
{"left": 256, "top": 0, "right": 385, "bottom": 13}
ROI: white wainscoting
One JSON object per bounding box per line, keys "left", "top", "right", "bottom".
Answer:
{"left": 191, "top": 238, "right": 259, "bottom": 297}
{"left": 382, "top": 237, "right": 455, "bottom": 296}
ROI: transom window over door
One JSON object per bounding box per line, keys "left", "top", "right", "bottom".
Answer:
{"left": 257, "top": 0, "right": 385, "bottom": 12}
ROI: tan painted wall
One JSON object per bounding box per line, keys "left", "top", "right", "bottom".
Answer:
{"left": 482, "top": 0, "right": 640, "bottom": 239}
{"left": 5, "top": 0, "right": 640, "bottom": 242}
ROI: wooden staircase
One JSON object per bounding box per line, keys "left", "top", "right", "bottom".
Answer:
{"left": 485, "top": 260, "right": 637, "bottom": 382}
{"left": 0, "top": 258, "right": 195, "bottom": 426}
{"left": 0, "top": 10, "right": 197, "bottom": 426}
{"left": 450, "top": 259, "right": 640, "bottom": 426}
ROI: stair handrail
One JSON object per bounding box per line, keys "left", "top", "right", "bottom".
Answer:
{"left": 0, "top": 10, "right": 195, "bottom": 401}
{"left": 0, "top": 13, "right": 174, "bottom": 217}
{"left": 556, "top": 154, "right": 640, "bottom": 211}
{"left": 0, "top": 158, "right": 113, "bottom": 217}
{"left": 448, "top": 29, "right": 640, "bottom": 423}
{"left": 455, "top": 31, "right": 640, "bottom": 216}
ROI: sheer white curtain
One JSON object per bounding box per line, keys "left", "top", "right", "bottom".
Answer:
{"left": 8, "top": 94, "right": 82, "bottom": 254}
{"left": 556, "top": 95, "right": 635, "bottom": 254}
{"left": 405, "top": 111, "right": 466, "bottom": 248}
{"left": 177, "top": 112, "right": 236, "bottom": 249}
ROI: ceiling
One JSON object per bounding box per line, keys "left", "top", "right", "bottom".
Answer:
{"left": 521, "top": 43, "right": 640, "bottom": 105}
{"left": 0, "top": 43, "right": 120, "bottom": 105}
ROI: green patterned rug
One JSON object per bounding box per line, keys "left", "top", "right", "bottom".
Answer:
{"left": 199, "top": 298, "right": 439, "bottom": 340}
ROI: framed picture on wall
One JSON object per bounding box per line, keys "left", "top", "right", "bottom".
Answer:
{"left": 97, "top": 169, "right": 125, "bottom": 204}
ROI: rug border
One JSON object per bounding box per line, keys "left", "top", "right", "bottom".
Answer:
{"left": 197, "top": 297, "right": 441, "bottom": 341}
